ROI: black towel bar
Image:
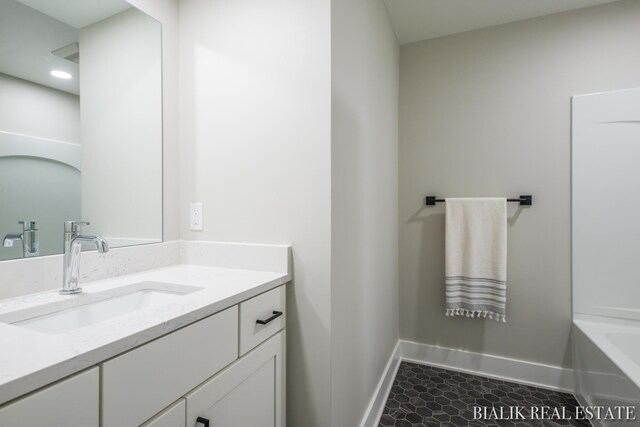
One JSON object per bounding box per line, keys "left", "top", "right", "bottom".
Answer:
{"left": 425, "top": 195, "right": 532, "bottom": 206}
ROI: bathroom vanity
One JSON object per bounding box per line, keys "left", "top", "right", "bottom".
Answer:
{"left": 0, "top": 247, "right": 290, "bottom": 427}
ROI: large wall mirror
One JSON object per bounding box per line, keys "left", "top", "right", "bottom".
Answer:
{"left": 0, "top": 0, "right": 162, "bottom": 261}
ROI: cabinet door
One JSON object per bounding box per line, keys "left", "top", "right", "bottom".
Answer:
{"left": 186, "top": 331, "right": 285, "bottom": 427}
{"left": 143, "top": 399, "right": 186, "bottom": 427}
{"left": 0, "top": 367, "right": 99, "bottom": 427}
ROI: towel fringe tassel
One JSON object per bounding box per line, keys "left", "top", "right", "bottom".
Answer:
{"left": 445, "top": 309, "right": 505, "bottom": 322}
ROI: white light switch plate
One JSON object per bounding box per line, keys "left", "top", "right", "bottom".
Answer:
{"left": 190, "top": 203, "right": 203, "bottom": 231}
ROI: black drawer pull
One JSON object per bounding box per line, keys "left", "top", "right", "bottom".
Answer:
{"left": 256, "top": 310, "right": 283, "bottom": 325}
{"left": 197, "top": 416, "right": 210, "bottom": 427}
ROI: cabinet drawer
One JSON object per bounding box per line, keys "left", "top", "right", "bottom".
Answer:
{"left": 102, "top": 306, "right": 238, "bottom": 427}
{"left": 0, "top": 367, "right": 99, "bottom": 427}
{"left": 240, "top": 286, "right": 286, "bottom": 355}
{"left": 142, "top": 399, "right": 185, "bottom": 427}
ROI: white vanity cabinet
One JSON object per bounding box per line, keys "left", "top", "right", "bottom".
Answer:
{"left": 103, "top": 285, "right": 286, "bottom": 427}
{"left": 0, "top": 284, "right": 286, "bottom": 427}
{"left": 186, "top": 331, "right": 286, "bottom": 427}
{"left": 0, "top": 367, "right": 99, "bottom": 427}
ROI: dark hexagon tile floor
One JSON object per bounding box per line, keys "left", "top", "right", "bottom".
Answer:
{"left": 379, "top": 362, "right": 591, "bottom": 427}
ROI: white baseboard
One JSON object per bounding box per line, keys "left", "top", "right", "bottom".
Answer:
{"left": 360, "top": 339, "right": 574, "bottom": 427}
{"left": 400, "top": 340, "right": 574, "bottom": 393}
{"left": 360, "top": 341, "right": 401, "bottom": 427}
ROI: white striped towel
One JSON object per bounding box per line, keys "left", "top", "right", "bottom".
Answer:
{"left": 445, "top": 198, "right": 507, "bottom": 322}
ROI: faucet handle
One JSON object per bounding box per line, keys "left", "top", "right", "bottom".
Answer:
{"left": 64, "top": 221, "right": 90, "bottom": 233}
{"left": 18, "top": 220, "right": 37, "bottom": 231}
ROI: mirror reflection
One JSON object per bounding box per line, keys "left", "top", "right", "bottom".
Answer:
{"left": 0, "top": 0, "right": 162, "bottom": 261}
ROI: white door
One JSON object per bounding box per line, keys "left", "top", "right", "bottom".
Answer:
{"left": 186, "top": 331, "right": 285, "bottom": 427}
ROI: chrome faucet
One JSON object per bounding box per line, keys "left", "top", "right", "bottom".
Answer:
{"left": 3, "top": 221, "right": 39, "bottom": 257}
{"left": 61, "top": 221, "right": 109, "bottom": 295}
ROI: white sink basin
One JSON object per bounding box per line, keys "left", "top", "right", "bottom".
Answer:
{"left": 0, "top": 282, "right": 202, "bottom": 334}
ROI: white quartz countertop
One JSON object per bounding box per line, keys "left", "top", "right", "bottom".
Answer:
{"left": 0, "top": 264, "right": 290, "bottom": 405}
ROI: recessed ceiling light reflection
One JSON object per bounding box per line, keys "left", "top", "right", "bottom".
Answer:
{"left": 50, "top": 70, "right": 72, "bottom": 79}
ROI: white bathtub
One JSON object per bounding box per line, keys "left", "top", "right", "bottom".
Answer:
{"left": 573, "top": 314, "right": 640, "bottom": 426}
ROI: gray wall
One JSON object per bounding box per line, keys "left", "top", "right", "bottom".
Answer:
{"left": 178, "top": 1, "right": 332, "bottom": 426}
{"left": 399, "top": 0, "right": 640, "bottom": 369}
{"left": 331, "top": 0, "right": 399, "bottom": 425}
{"left": 0, "top": 73, "right": 79, "bottom": 143}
